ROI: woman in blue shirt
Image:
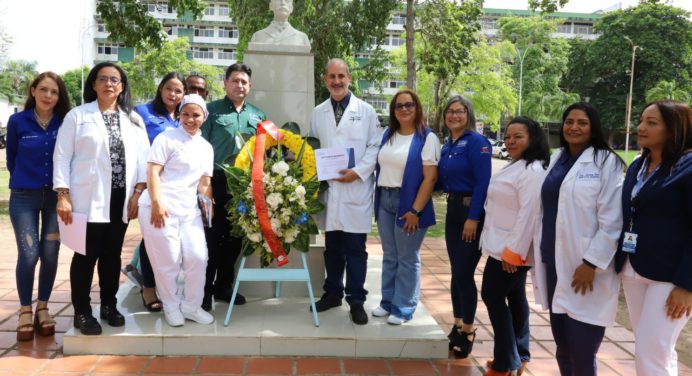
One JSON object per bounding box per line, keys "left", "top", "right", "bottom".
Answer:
{"left": 6, "top": 71, "right": 71, "bottom": 341}
{"left": 615, "top": 100, "right": 692, "bottom": 376}
{"left": 131, "top": 72, "right": 186, "bottom": 312}
{"left": 373, "top": 89, "right": 440, "bottom": 325}
{"left": 437, "top": 95, "right": 491, "bottom": 358}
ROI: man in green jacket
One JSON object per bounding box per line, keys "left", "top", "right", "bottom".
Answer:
{"left": 200, "top": 63, "right": 266, "bottom": 311}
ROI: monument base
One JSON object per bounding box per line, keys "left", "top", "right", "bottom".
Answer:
{"left": 63, "top": 255, "right": 448, "bottom": 358}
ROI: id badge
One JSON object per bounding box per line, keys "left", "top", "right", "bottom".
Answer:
{"left": 622, "top": 232, "right": 638, "bottom": 254}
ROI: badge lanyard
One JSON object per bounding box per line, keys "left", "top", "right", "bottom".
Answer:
{"left": 623, "top": 159, "right": 659, "bottom": 254}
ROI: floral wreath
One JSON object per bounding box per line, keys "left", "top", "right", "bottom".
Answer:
{"left": 234, "top": 129, "right": 317, "bottom": 182}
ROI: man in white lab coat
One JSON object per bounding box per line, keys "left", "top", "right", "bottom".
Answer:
{"left": 309, "top": 58, "right": 381, "bottom": 325}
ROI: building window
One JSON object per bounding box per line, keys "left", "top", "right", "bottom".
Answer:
{"left": 166, "top": 26, "right": 178, "bottom": 36}
{"left": 574, "top": 23, "right": 593, "bottom": 35}
{"left": 218, "top": 49, "right": 235, "bottom": 60}
{"left": 97, "top": 23, "right": 107, "bottom": 32}
{"left": 368, "top": 98, "right": 388, "bottom": 111}
{"left": 389, "top": 80, "right": 406, "bottom": 89}
{"left": 219, "top": 5, "right": 230, "bottom": 16}
{"left": 557, "top": 22, "right": 572, "bottom": 34}
{"left": 194, "top": 26, "right": 215, "bottom": 38}
{"left": 388, "top": 34, "right": 404, "bottom": 47}
{"left": 218, "top": 27, "right": 238, "bottom": 39}
{"left": 482, "top": 19, "right": 498, "bottom": 30}
{"left": 205, "top": 5, "right": 215, "bottom": 15}
{"left": 192, "top": 47, "right": 214, "bottom": 59}
{"left": 391, "top": 14, "right": 405, "bottom": 25}
{"left": 97, "top": 43, "right": 119, "bottom": 56}
{"left": 147, "top": 2, "right": 168, "bottom": 13}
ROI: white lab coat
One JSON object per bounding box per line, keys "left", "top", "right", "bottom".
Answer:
{"left": 532, "top": 147, "right": 624, "bottom": 327}
{"left": 53, "top": 101, "right": 149, "bottom": 223}
{"left": 309, "top": 93, "right": 382, "bottom": 233}
{"left": 480, "top": 159, "right": 546, "bottom": 265}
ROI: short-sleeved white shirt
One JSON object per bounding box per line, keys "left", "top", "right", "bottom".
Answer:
{"left": 377, "top": 131, "right": 441, "bottom": 187}
{"left": 138, "top": 127, "right": 214, "bottom": 217}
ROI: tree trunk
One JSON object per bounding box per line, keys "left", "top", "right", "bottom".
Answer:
{"left": 405, "top": 0, "right": 416, "bottom": 91}
{"left": 432, "top": 78, "right": 442, "bottom": 134}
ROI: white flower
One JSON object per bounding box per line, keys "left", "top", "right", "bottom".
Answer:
{"left": 295, "top": 185, "right": 306, "bottom": 198}
{"left": 271, "top": 161, "right": 290, "bottom": 176}
{"left": 248, "top": 233, "right": 262, "bottom": 243}
{"left": 266, "top": 192, "right": 283, "bottom": 210}
{"left": 284, "top": 176, "right": 295, "bottom": 186}
{"left": 284, "top": 227, "right": 298, "bottom": 243}
{"left": 270, "top": 218, "right": 282, "bottom": 235}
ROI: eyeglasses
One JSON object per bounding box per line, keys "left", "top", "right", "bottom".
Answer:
{"left": 188, "top": 86, "right": 207, "bottom": 94}
{"left": 96, "top": 76, "right": 121, "bottom": 85}
{"left": 445, "top": 108, "right": 467, "bottom": 116}
{"left": 394, "top": 101, "right": 415, "bottom": 111}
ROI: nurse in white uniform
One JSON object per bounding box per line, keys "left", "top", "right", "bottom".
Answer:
{"left": 138, "top": 94, "right": 215, "bottom": 327}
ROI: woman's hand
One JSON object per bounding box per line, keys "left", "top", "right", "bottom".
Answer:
{"left": 150, "top": 201, "right": 168, "bottom": 229}
{"left": 127, "top": 192, "right": 140, "bottom": 220}
{"left": 501, "top": 260, "right": 518, "bottom": 274}
{"left": 398, "top": 211, "right": 420, "bottom": 235}
{"left": 461, "top": 219, "right": 479, "bottom": 243}
{"left": 571, "top": 263, "right": 596, "bottom": 295}
{"left": 56, "top": 193, "right": 73, "bottom": 225}
{"left": 666, "top": 286, "right": 692, "bottom": 320}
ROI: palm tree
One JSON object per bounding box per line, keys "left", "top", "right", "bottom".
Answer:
{"left": 0, "top": 60, "right": 38, "bottom": 104}
{"left": 645, "top": 80, "right": 692, "bottom": 103}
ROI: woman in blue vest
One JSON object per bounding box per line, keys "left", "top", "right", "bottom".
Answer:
{"left": 7, "top": 72, "right": 71, "bottom": 341}
{"left": 615, "top": 100, "right": 692, "bottom": 376}
{"left": 373, "top": 89, "right": 440, "bottom": 325}
{"left": 131, "top": 72, "right": 186, "bottom": 312}
{"left": 437, "top": 95, "right": 491, "bottom": 358}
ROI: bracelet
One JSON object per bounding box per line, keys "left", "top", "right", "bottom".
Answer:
{"left": 134, "top": 188, "right": 143, "bottom": 194}
{"left": 57, "top": 190, "right": 70, "bottom": 196}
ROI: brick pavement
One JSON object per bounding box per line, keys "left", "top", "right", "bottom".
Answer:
{"left": 0, "top": 217, "right": 690, "bottom": 375}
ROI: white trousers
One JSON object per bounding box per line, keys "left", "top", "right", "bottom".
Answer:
{"left": 139, "top": 206, "right": 208, "bottom": 314}
{"left": 622, "top": 260, "right": 690, "bottom": 376}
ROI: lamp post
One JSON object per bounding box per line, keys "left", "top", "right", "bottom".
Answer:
{"left": 624, "top": 36, "right": 641, "bottom": 164}
{"left": 517, "top": 45, "right": 532, "bottom": 116}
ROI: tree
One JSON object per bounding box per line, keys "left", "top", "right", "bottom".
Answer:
{"left": 96, "top": 0, "right": 205, "bottom": 48}
{"left": 528, "top": 0, "right": 569, "bottom": 13}
{"left": 120, "top": 38, "right": 224, "bottom": 103}
{"left": 417, "top": 0, "right": 483, "bottom": 132}
{"left": 645, "top": 80, "right": 692, "bottom": 103}
{"left": 562, "top": 2, "right": 692, "bottom": 139}
{"left": 228, "top": 0, "right": 398, "bottom": 102}
{"left": 60, "top": 66, "right": 90, "bottom": 106}
{"left": 499, "top": 16, "right": 576, "bottom": 122}
{"left": 0, "top": 60, "right": 37, "bottom": 104}
{"left": 405, "top": 0, "right": 416, "bottom": 91}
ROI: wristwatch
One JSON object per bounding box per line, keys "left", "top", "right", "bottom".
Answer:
{"left": 410, "top": 208, "right": 422, "bottom": 217}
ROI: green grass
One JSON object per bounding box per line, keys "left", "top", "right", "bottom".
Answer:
{"left": 614, "top": 150, "right": 639, "bottom": 166}
{"left": 370, "top": 192, "right": 447, "bottom": 238}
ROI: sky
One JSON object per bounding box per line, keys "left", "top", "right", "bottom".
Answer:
{"left": 1, "top": 0, "right": 691, "bottom": 74}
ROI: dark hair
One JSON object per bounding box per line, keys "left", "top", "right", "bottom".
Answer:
{"left": 186, "top": 73, "right": 207, "bottom": 83}
{"left": 443, "top": 95, "right": 477, "bottom": 133}
{"left": 639, "top": 100, "right": 692, "bottom": 169}
{"left": 24, "top": 71, "right": 72, "bottom": 121}
{"left": 225, "top": 63, "right": 252, "bottom": 79}
{"left": 83, "top": 62, "right": 132, "bottom": 113}
{"left": 559, "top": 102, "right": 625, "bottom": 167}
{"left": 151, "top": 72, "right": 186, "bottom": 119}
{"left": 506, "top": 116, "right": 550, "bottom": 169}
{"left": 387, "top": 89, "right": 425, "bottom": 142}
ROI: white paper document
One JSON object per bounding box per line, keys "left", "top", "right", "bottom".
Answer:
{"left": 58, "top": 212, "right": 87, "bottom": 255}
{"left": 314, "top": 147, "right": 355, "bottom": 181}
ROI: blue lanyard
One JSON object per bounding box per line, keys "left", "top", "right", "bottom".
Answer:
{"left": 629, "top": 158, "right": 659, "bottom": 231}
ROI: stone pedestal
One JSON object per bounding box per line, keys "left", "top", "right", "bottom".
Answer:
{"left": 244, "top": 43, "right": 314, "bottom": 135}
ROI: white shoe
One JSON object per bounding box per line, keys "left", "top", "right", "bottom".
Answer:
{"left": 372, "top": 306, "right": 389, "bottom": 317}
{"left": 164, "top": 309, "right": 185, "bottom": 327}
{"left": 182, "top": 308, "right": 214, "bottom": 324}
{"left": 387, "top": 315, "right": 408, "bottom": 325}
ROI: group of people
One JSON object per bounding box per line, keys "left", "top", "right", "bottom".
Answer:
{"left": 6, "top": 57, "right": 691, "bottom": 376}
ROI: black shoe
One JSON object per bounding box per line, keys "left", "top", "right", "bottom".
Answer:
{"left": 74, "top": 313, "right": 102, "bottom": 335}
{"left": 100, "top": 305, "right": 125, "bottom": 327}
{"left": 215, "top": 292, "right": 246, "bottom": 305}
{"left": 201, "top": 294, "right": 212, "bottom": 312}
{"left": 448, "top": 327, "right": 476, "bottom": 359}
{"left": 310, "top": 293, "right": 342, "bottom": 312}
{"left": 349, "top": 304, "right": 368, "bottom": 325}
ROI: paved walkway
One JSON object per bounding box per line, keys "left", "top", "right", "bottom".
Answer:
{"left": 0, "top": 218, "right": 689, "bottom": 375}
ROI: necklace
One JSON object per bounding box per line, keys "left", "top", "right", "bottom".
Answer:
{"left": 34, "top": 109, "right": 52, "bottom": 129}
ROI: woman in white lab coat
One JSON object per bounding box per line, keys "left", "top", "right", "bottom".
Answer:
{"left": 533, "top": 102, "right": 624, "bottom": 376}
{"left": 480, "top": 116, "right": 550, "bottom": 376}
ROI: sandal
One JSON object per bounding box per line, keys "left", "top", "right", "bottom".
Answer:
{"left": 17, "top": 309, "right": 34, "bottom": 341}
{"left": 486, "top": 360, "right": 528, "bottom": 376}
{"left": 141, "top": 289, "right": 162, "bottom": 312}
{"left": 448, "top": 327, "right": 476, "bottom": 359}
{"left": 34, "top": 307, "right": 56, "bottom": 337}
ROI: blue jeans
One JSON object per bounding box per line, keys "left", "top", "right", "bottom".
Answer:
{"left": 9, "top": 189, "right": 60, "bottom": 306}
{"left": 377, "top": 188, "right": 426, "bottom": 320}
{"left": 323, "top": 231, "right": 368, "bottom": 304}
{"left": 481, "top": 257, "right": 531, "bottom": 372}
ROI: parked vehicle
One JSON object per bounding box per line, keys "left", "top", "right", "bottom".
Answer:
{"left": 491, "top": 140, "right": 509, "bottom": 159}
{"left": 0, "top": 123, "right": 6, "bottom": 149}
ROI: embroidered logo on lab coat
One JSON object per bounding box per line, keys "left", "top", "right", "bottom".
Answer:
{"left": 577, "top": 171, "right": 601, "bottom": 180}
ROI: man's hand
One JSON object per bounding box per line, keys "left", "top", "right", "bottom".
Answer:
{"left": 334, "top": 169, "right": 358, "bottom": 183}
{"left": 571, "top": 263, "right": 596, "bottom": 295}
